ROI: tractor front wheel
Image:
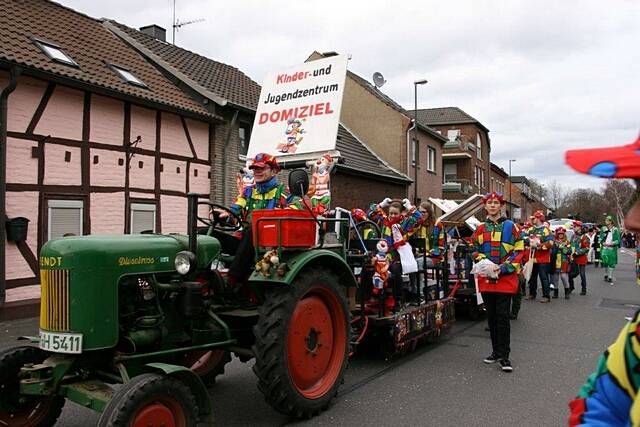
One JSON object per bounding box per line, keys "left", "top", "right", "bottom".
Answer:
{"left": 0, "top": 346, "right": 65, "bottom": 427}
{"left": 98, "top": 373, "right": 198, "bottom": 427}
{"left": 252, "top": 268, "right": 350, "bottom": 418}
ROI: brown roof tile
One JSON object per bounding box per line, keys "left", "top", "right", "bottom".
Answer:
{"left": 0, "top": 0, "right": 212, "bottom": 117}
{"left": 416, "top": 107, "right": 489, "bottom": 132}
{"left": 110, "top": 21, "right": 262, "bottom": 111}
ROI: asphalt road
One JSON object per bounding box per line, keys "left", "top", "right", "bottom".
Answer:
{"left": 1, "top": 249, "right": 638, "bottom": 426}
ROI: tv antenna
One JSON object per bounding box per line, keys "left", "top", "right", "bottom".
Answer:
{"left": 172, "top": 0, "right": 205, "bottom": 44}
{"left": 372, "top": 72, "right": 386, "bottom": 89}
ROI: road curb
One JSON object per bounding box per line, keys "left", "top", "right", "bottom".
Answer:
{"left": 0, "top": 299, "right": 40, "bottom": 322}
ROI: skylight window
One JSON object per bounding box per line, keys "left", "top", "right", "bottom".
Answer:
{"left": 33, "top": 39, "right": 78, "bottom": 67}
{"left": 109, "top": 64, "right": 147, "bottom": 88}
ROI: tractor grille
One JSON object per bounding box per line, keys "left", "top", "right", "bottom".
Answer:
{"left": 40, "top": 269, "right": 70, "bottom": 331}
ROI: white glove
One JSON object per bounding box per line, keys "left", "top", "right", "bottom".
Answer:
{"left": 402, "top": 198, "right": 412, "bottom": 210}
{"left": 378, "top": 197, "right": 392, "bottom": 209}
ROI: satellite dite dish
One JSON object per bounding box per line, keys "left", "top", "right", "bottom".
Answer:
{"left": 372, "top": 72, "right": 386, "bottom": 88}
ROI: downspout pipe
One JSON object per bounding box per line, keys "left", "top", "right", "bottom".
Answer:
{"left": 220, "top": 110, "right": 239, "bottom": 204}
{"left": 0, "top": 66, "right": 20, "bottom": 307}
{"left": 406, "top": 119, "right": 416, "bottom": 199}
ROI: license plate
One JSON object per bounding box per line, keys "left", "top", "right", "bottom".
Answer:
{"left": 39, "top": 330, "right": 83, "bottom": 354}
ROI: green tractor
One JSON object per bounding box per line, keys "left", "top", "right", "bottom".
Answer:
{"left": 0, "top": 170, "right": 356, "bottom": 425}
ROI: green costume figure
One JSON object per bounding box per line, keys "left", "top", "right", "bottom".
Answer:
{"left": 599, "top": 215, "right": 621, "bottom": 283}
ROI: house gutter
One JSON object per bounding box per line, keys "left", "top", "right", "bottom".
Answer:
{"left": 221, "top": 110, "right": 239, "bottom": 204}
{"left": 0, "top": 66, "right": 20, "bottom": 307}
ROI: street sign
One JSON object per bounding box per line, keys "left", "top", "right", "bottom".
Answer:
{"left": 248, "top": 55, "right": 348, "bottom": 160}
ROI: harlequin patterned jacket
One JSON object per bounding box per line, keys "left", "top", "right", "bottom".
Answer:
{"left": 471, "top": 217, "right": 524, "bottom": 294}
{"left": 529, "top": 225, "right": 555, "bottom": 264}
{"left": 569, "top": 309, "right": 640, "bottom": 426}
{"left": 230, "top": 177, "right": 299, "bottom": 219}
{"left": 368, "top": 205, "right": 422, "bottom": 262}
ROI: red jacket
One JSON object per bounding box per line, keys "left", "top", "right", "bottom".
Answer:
{"left": 572, "top": 233, "right": 590, "bottom": 266}
{"left": 529, "top": 225, "right": 554, "bottom": 264}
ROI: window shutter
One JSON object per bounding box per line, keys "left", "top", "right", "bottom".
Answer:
{"left": 131, "top": 203, "right": 156, "bottom": 234}
{"left": 48, "top": 200, "right": 83, "bottom": 240}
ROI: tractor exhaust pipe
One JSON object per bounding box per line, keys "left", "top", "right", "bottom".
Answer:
{"left": 187, "top": 193, "right": 199, "bottom": 255}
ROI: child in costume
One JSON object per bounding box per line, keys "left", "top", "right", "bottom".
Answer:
{"left": 552, "top": 227, "right": 572, "bottom": 299}
{"left": 570, "top": 220, "right": 590, "bottom": 295}
{"left": 600, "top": 215, "right": 621, "bottom": 284}
{"left": 565, "top": 134, "right": 640, "bottom": 426}
{"left": 526, "top": 210, "right": 555, "bottom": 303}
{"left": 471, "top": 191, "right": 524, "bottom": 372}
{"left": 408, "top": 201, "right": 446, "bottom": 297}
{"left": 368, "top": 198, "right": 422, "bottom": 302}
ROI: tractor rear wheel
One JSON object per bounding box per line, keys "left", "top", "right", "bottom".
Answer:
{"left": 182, "top": 349, "right": 231, "bottom": 386}
{"left": 98, "top": 373, "right": 198, "bottom": 427}
{"left": 0, "top": 346, "right": 65, "bottom": 427}
{"left": 252, "top": 268, "right": 350, "bottom": 418}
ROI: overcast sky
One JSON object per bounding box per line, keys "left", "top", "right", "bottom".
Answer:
{"left": 62, "top": 0, "right": 640, "bottom": 191}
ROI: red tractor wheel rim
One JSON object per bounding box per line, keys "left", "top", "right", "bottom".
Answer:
{"left": 286, "top": 285, "right": 347, "bottom": 399}
{"left": 132, "top": 399, "right": 186, "bottom": 427}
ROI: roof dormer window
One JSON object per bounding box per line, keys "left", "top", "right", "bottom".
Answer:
{"left": 108, "top": 64, "right": 147, "bottom": 88}
{"left": 33, "top": 39, "right": 78, "bottom": 67}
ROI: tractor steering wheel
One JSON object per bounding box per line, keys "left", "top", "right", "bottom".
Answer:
{"left": 197, "top": 202, "right": 243, "bottom": 232}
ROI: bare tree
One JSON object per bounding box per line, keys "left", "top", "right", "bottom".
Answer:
{"left": 547, "top": 180, "right": 567, "bottom": 211}
{"left": 602, "top": 179, "right": 635, "bottom": 227}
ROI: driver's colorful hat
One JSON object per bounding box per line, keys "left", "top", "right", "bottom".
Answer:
{"left": 565, "top": 135, "right": 640, "bottom": 179}
{"left": 249, "top": 153, "right": 280, "bottom": 171}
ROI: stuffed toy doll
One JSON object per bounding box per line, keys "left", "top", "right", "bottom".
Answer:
{"left": 306, "top": 153, "right": 335, "bottom": 215}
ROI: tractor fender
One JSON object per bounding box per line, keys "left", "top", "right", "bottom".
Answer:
{"left": 144, "top": 363, "right": 213, "bottom": 422}
{"left": 251, "top": 249, "right": 357, "bottom": 288}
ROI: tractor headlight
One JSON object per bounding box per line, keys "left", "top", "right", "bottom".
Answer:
{"left": 175, "top": 251, "right": 195, "bottom": 275}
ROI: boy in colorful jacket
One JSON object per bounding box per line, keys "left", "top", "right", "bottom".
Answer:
{"left": 600, "top": 215, "right": 621, "bottom": 284}
{"left": 526, "top": 210, "right": 555, "bottom": 303}
{"left": 570, "top": 220, "right": 590, "bottom": 295}
{"left": 471, "top": 192, "right": 524, "bottom": 372}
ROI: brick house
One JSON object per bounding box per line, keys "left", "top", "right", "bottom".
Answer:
{"left": 307, "top": 52, "right": 447, "bottom": 204}
{"left": 416, "top": 107, "right": 491, "bottom": 202}
{"left": 489, "top": 161, "right": 521, "bottom": 217}
{"left": 0, "top": 0, "right": 218, "bottom": 306}
{"left": 508, "top": 176, "right": 536, "bottom": 221}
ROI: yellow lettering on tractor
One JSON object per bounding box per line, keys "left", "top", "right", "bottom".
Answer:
{"left": 40, "top": 256, "right": 63, "bottom": 267}
{"left": 118, "top": 256, "right": 155, "bottom": 267}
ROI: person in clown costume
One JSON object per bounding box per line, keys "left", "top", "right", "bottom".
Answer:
{"left": 225, "top": 153, "right": 300, "bottom": 288}
{"left": 470, "top": 191, "right": 524, "bottom": 372}
{"left": 526, "top": 210, "right": 555, "bottom": 303}
{"left": 368, "top": 198, "right": 422, "bottom": 302}
{"left": 408, "top": 201, "right": 446, "bottom": 296}
{"left": 599, "top": 214, "right": 621, "bottom": 284}
{"left": 565, "top": 134, "right": 640, "bottom": 426}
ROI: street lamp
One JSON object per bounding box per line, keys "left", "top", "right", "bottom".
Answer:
{"left": 508, "top": 159, "right": 516, "bottom": 218}
{"left": 413, "top": 79, "right": 428, "bottom": 204}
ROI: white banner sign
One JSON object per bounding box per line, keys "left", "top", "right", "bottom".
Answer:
{"left": 247, "top": 55, "right": 348, "bottom": 159}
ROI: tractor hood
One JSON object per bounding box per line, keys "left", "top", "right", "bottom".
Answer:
{"left": 40, "top": 233, "right": 221, "bottom": 273}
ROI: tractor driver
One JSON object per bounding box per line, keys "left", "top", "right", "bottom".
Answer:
{"left": 224, "top": 152, "right": 300, "bottom": 288}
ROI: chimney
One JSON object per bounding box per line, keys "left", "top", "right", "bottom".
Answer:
{"left": 139, "top": 25, "right": 166, "bottom": 42}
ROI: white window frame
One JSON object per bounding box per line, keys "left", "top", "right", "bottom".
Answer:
{"left": 108, "top": 64, "right": 147, "bottom": 88}
{"left": 447, "top": 129, "right": 460, "bottom": 142}
{"left": 427, "top": 146, "right": 436, "bottom": 172}
{"left": 34, "top": 39, "right": 78, "bottom": 67}
{"left": 444, "top": 163, "right": 457, "bottom": 182}
{"left": 476, "top": 134, "right": 482, "bottom": 160}
{"left": 130, "top": 203, "right": 157, "bottom": 234}
{"left": 48, "top": 199, "right": 83, "bottom": 241}
{"left": 238, "top": 123, "right": 251, "bottom": 159}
